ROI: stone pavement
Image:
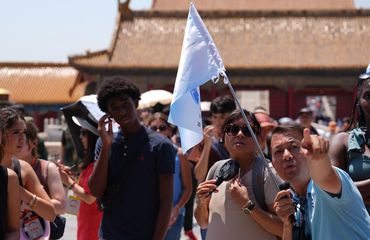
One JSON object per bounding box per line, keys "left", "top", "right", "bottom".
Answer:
{"left": 62, "top": 213, "right": 201, "bottom": 240}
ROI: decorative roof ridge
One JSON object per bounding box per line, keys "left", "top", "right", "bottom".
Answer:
{"left": 129, "top": 8, "right": 370, "bottom": 18}
{"left": 68, "top": 50, "right": 109, "bottom": 66}
{"left": 0, "top": 62, "right": 71, "bottom": 68}
{"left": 107, "top": 1, "right": 134, "bottom": 61}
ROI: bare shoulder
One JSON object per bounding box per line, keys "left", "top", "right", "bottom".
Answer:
{"left": 18, "top": 159, "right": 33, "bottom": 172}
{"left": 7, "top": 168, "right": 18, "bottom": 181}
{"left": 6, "top": 168, "right": 20, "bottom": 191}
{"left": 329, "top": 132, "right": 350, "bottom": 168}
{"left": 41, "top": 159, "right": 58, "bottom": 171}
{"left": 330, "top": 132, "right": 349, "bottom": 148}
{"left": 18, "top": 159, "right": 39, "bottom": 186}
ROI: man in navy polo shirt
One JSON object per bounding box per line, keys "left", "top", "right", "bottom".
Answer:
{"left": 88, "top": 77, "right": 176, "bottom": 240}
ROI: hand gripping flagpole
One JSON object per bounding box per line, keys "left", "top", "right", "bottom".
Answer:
{"left": 221, "top": 71, "right": 280, "bottom": 190}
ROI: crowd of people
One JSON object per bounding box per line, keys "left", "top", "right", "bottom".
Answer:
{"left": 1, "top": 71, "right": 370, "bottom": 240}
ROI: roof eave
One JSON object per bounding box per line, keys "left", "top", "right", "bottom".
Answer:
{"left": 68, "top": 65, "right": 366, "bottom": 75}
{"left": 132, "top": 8, "right": 370, "bottom": 18}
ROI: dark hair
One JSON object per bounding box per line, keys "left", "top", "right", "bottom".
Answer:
{"left": 0, "top": 107, "right": 25, "bottom": 154}
{"left": 0, "top": 117, "right": 3, "bottom": 160}
{"left": 266, "top": 122, "right": 304, "bottom": 157}
{"left": 210, "top": 95, "right": 236, "bottom": 114}
{"left": 220, "top": 109, "right": 261, "bottom": 143}
{"left": 97, "top": 76, "right": 141, "bottom": 113}
{"left": 148, "top": 112, "right": 170, "bottom": 127}
{"left": 0, "top": 107, "right": 25, "bottom": 130}
{"left": 81, "top": 129, "right": 98, "bottom": 169}
{"left": 24, "top": 121, "right": 39, "bottom": 158}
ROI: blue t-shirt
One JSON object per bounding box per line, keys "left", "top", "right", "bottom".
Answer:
{"left": 173, "top": 153, "right": 185, "bottom": 216}
{"left": 95, "top": 126, "right": 176, "bottom": 240}
{"left": 307, "top": 168, "right": 370, "bottom": 240}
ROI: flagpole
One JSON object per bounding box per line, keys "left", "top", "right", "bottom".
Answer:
{"left": 223, "top": 73, "right": 280, "bottom": 190}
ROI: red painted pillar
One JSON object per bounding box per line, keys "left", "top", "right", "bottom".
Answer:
{"left": 288, "top": 87, "right": 294, "bottom": 118}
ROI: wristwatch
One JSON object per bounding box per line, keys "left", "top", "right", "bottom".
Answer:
{"left": 242, "top": 200, "right": 255, "bottom": 215}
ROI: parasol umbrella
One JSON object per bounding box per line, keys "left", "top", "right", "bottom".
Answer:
{"left": 138, "top": 90, "right": 173, "bottom": 109}
{"left": 61, "top": 94, "right": 119, "bottom": 158}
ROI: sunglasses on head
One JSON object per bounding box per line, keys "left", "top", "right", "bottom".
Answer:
{"left": 224, "top": 124, "right": 254, "bottom": 137}
{"left": 151, "top": 125, "right": 168, "bottom": 132}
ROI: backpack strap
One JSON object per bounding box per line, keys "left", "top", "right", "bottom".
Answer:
{"left": 12, "top": 158, "right": 24, "bottom": 187}
{"left": 252, "top": 156, "right": 267, "bottom": 211}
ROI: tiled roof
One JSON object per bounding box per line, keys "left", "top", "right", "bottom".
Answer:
{"left": 69, "top": 10, "right": 370, "bottom": 71}
{"left": 0, "top": 63, "right": 87, "bottom": 104}
{"left": 152, "top": 0, "right": 355, "bottom": 11}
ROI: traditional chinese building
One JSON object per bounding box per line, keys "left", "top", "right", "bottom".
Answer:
{"left": 69, "top": 0, "right": 370, "bottom": 120}
{"left": 0, "top": 62, "right": 87, "bottom": 129}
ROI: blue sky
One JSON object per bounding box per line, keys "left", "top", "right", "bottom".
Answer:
{"left": 0, "top": 0, "right": 369, "bottom": 62}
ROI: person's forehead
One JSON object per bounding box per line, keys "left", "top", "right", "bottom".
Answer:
{"left": 299, "top": 113, "right": 312, "bottom": 118}
{"left": 149, "top": 118, "right": 165, "bottom": 125}
{"left": 107, "top": 94, "right": 132, "bottom": 105}
{"left": 271, "top": 132, "right": 301, "bottom": 147}
{"left": 7, "top": 119, "right": 26, "bottom": 129}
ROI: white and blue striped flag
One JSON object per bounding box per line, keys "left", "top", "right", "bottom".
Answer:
{"left": 168, "top": 3, "right": 225, "bottom": 153}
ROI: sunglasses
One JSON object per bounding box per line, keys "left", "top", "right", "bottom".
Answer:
{"left": 151, "top": 125, "right": 168, "bottom": 132}
{"left": 224, "top": 124, "right": 254, "bottom": 137}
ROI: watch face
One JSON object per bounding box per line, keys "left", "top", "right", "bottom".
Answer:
{"left": 243, "top": 208, "right": 251, "bottom": 215}
{"left": 243, "top": 200, "right": 255, "bottom": 215}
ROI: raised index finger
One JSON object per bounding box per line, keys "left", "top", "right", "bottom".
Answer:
{"left": 301, "top": 128, "right": 312, "bottom": 149}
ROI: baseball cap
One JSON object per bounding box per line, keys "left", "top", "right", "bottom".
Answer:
{"left": 298, "top": 107, "right": 312, "bottom": 116}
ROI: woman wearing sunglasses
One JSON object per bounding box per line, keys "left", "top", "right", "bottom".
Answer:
{"left": 148, "top": 112, "right": 192, "bottom": 240}
{"left": 195, "top": 109, "right": 283, "bottom": 240}
{"left": 330, "top": 71, "right": 370, "bottom": 214}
